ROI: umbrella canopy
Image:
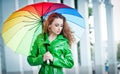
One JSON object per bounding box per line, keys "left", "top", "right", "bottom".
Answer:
{"left": 2, "top": 2, "right": 85, "bottom": 56}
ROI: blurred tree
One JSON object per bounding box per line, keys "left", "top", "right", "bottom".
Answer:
{"left": 91, "top": 46, "right": 95, "bottom": 60}
{"left": 88, "top": 7, "right": 92, "bottom": 16}
{"left": 88, "top": 6, "right": 94, "bottom": 61}
{"left": 77, "top": 41, "right": 81, "bottom": 65}
{"left": 117, "top": 42, "right": 120, "bottom": 62}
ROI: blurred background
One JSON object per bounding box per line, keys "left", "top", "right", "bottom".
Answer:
{"left": 0, "top": 0, "right": 120, "bottom": 74}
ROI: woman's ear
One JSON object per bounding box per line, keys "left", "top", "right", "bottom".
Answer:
{"left": 43, "top": 20, "right": 46, "bottom": 26}
{"left": 48, "top": 25, "right": 51, "bottom": 31}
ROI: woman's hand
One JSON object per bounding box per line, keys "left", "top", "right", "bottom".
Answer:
{"left": 43, "top": 51, "right": 53, "bottom": 62}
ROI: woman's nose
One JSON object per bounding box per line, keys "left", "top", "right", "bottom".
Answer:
{"left": 58, "top": 27, "right": 60, "bottom": 30}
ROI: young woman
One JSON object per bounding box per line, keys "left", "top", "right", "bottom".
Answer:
{"left": 27, "top": 13, "right": 75, "bottom": 74}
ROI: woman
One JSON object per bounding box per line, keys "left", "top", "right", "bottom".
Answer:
{"left": 27, "top": 13, "right": 75, "bottom": 74}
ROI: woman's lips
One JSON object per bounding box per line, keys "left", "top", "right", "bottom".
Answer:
{"left": 57, "top": 31, "right": 60, "bottom": 33}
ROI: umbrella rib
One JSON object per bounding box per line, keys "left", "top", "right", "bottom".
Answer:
{"left": 48, "top": 4, "right": 69, "bottom": 15}
{"left": 6, "top": 10, "right": 41, "bottom": 22}
{"left": 3, "top": 19, "right": 37, "bottom": 34}
{"left": 29, "top": 23, "right": 41, "bottom": 50}
{"left": 67, "top": 20, "right": 85, "bottom": 28}
{"left": 23, "top": 19, "right": 41, "bottom": 27}
{"left": 6, "top": 23, "right": 39, "bottom": 52}
{"left": 4, "top": 21, "right": 39, "bottom": 44}
{"left": 28, "top": 11, "right": 40, "bottom": 19}
{"left": 52, "top": 8, "right": 83, "bottom": 18}
{"left": 14, "top": 30, "right": 30, "bottom": 53}
{"left": 23, "top": 23, "right": 37, "bottom": 27}
{"left": 43, "top": 3, "right": 61, "bottom": 16}
{"left": 4, "top": 15, "right": 38, "bottom": 24}
{"left": 23, "top": 15, "right": 38, "bottom": 20}
{"left": 27, "top": 24, "right": 39, "bottom": 31}
{"left": 15, "top": 24, "right": 40, "bottom": 53}
{"left": 22, "top": 21, "right": 37, "bottom": 22}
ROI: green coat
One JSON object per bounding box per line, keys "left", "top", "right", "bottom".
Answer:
{"left": 27, "top": 33, "right": 74, "bottom": 74}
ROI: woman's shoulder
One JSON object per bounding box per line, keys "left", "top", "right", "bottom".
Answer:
{"left": 35, "top": 33, "right": 44, "bottom": 40}
{"left": 57, "top": 35, "right": 71, "bottom": 49}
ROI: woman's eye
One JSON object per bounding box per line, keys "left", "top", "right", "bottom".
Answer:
{"left": 61, "top": 25, "right": 63, "bottom": 27}
{"left": 55, "top": 24, "right": 59, "bottom": 27}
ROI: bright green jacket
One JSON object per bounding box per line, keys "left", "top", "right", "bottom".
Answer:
{"left": 27, "top": 33, "right": 74, "bottom": 74}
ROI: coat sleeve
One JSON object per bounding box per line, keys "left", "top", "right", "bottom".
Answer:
{"left": 51, "top": 41, "right": 74, "bottom": 68}
{"left": 27, "top": 35, "right": 44, "bottom": 66}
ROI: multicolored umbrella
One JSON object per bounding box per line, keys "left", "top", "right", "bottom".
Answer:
{"left": 1, "top": 2, "right": 85, "bottom": 56}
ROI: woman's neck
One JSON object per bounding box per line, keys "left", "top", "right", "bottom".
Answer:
{"left": 48, "top": 33, "right": 57, "bottom": 42}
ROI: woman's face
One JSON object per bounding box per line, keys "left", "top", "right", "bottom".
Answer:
{"left": 49, "top": 18, "right": 63, "bottom": 35}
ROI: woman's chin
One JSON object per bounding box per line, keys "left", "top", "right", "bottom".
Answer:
{"left": 56, "top": 32, "right": 61, "bottom": 35}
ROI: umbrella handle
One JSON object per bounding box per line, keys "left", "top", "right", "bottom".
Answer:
{"left": 47, "top": 60, "right": 50, "bottom": 64}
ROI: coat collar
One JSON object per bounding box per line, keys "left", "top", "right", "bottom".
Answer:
{"left": 44, "top": 33, "right": 65, "bottom": 44}
{"left": 45, "top": 33, "right": 65, "bottom": 40}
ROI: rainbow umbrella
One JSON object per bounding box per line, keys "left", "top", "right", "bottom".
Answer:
{"left": 1, "top": 2, "right": 85, "bottom": 56}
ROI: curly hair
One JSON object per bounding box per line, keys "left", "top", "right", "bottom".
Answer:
{"left": 43, "top": 13, "right": 75, "bottom": 47}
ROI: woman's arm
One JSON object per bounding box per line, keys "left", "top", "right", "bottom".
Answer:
{"left": 27, "top": 35, "right": 44, "bottom": 66}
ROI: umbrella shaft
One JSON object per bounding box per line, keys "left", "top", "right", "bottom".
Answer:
{"left": 47, "top": 60, "right": 50, "bottom": 64}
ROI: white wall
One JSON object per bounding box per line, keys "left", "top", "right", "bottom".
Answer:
{"left": 111, "top": 0, "right": 120, "bottom": 41}
{"left": 1, "top": 0, "right": 34, "bottom": 74}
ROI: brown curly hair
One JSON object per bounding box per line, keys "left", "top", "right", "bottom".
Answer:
{"left": 43, "top": 13, "right": 75, "bottom": 47}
